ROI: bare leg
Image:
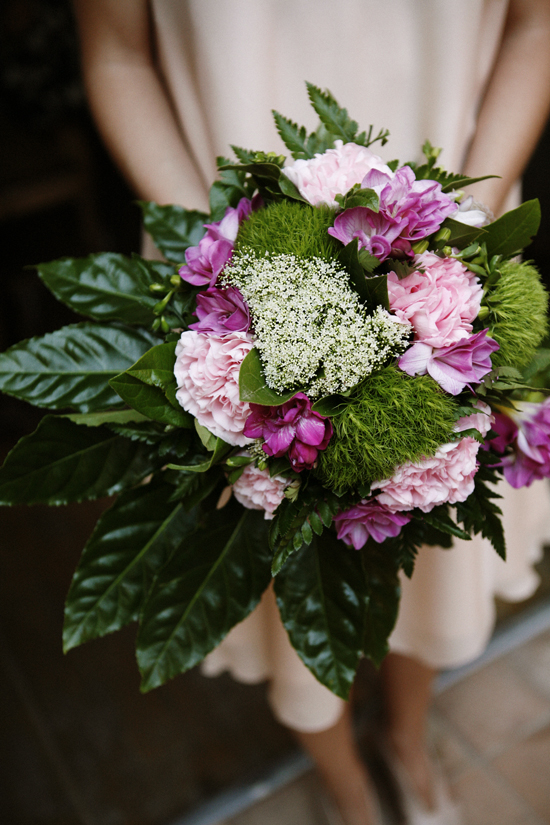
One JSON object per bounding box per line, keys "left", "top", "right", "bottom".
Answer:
{"left": 380, "top": 652, "right": 437, "bottom": 809}
{"left": 294, "top": 703, "right": 379, "bottom": 825}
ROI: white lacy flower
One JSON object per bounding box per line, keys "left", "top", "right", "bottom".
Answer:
{"left": 225, "top": 252, "right": 410, "bottom": 398}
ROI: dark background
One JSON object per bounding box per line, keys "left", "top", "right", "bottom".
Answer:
{"left": 1, "top": 2, "right": 549, "bottom": 824}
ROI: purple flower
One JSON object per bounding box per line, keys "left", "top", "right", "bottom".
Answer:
{"left": 328, "top": 207, "right": 410, "bottom": 261}
{"left": 179, "top": 197, "right": 254, "bottom": 287}
{"left": 490, "top": 401, "right": 550, "bottom": 488}
{"left": 333, "top": 500, "right": 411, "bottom": 549}
{"left": 189, "top": 286, "right": 250, "bottom": 335}
{"left": 398, "top": 329, "right": 499, "bottom": 395}
{"left": 362, "top": 165, "right": 457, "bottom": 241}
{"left": 328, "top": 166, "right": 457, "bottom": 262}
{"left": 243, "top": 393, "right": 333, "bottom": 472}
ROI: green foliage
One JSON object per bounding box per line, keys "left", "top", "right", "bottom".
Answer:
{"left": 235, "top": 199, "right": 339, "bottom": 260}
{"left": 136, "top": 502, "right": 272, "bottom": 691}
{"left": 0, "top": 323, "right": 159, "bottom": 413}
{"left": 306, "top": 82, "right": 389, "bottom": 148}
{"left": 238, "top": 347, "right": 298, "bottom": 405}
{"left": 453, "top": 454, "right": 506, "bottom": 559}
{"left": 487, "top": 260, "right": 548, "bottom": 369}
{"left": 360, "top": 539, "right": 401, "bottom": 666}
{"left": 109, "top": 342, "right": 193, "bottom": 427}
{"left": 316, "top": 366, "right": 458, "bottom": 492}
{"left": 0, "top": 416, "right": 161, "bottom": 506}
{"left": 36, "top": 253, "right": 183, "bottom": 326}
{"left": 139, "top": 202, "right": 208, "bottom": 262}
{"left": 209, "top": 160, "right": 257, "bottom": 221}
{"left": 63, "top": 477, "right": 199, "bottom": 651}
{"left": 269, "top": 484, "right": 344, "bottom": 575}
{"left": 274, "top": 531, "right": 369, "bottom": 700}
{"left": 483, "top": 200, "right": 541, "bottom": 258}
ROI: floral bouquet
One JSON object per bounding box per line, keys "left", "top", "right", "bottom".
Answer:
{"left": 1, "top": 84, "right": 548, "bottom": 699}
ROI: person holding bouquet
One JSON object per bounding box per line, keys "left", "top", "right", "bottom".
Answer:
{"left": 71, "top": 1, "right": 550, "bottom": 823}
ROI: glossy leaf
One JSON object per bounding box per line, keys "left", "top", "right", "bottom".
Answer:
{"left": 437, "top": 217, "right": 486, "bottom": 249}
{"left": 360, "top": 540, "right": 402, "bottom": 667}
{"left": 109, "top": 342, "right": 192, "bottom": 428}
{"left": 139, "top": 201, "right": 208, "bottom": 262}
{"left": 167, "top": 435, "right": 231, "bottom": 473}
{"left": 238, "top": 348, "right": 298, "bottom": 405}
{"left": 65, "top": 410, "right": 150, "bottom": 428}
{"left": 274, "top": 533, "right": 368, "bottom": 699}
{"left": 483, "top": 199, "right": 541, "bottom": 257}
{"left": 0, "top": 323, "right": 159, "bottom": 413}
{"left": 36, "top": 253, "right": 175, "bottom": 325}
{"left": 0, "top": 416, "right": 160, "bottom": 505}
{"left": 136, "top": 502, "right": 272, "bottom": 691}
{"left": 63, "top": 478, "right": 198, "bottom": 651}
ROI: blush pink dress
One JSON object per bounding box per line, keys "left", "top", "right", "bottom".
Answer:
{"left": 147, "top": 0, "right": 550, "bottom": 731}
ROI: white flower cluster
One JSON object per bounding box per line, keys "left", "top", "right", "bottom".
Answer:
{"left": 225, "top": 252, "right": 410, "bottom": 398}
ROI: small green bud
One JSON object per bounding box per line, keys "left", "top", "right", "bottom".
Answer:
{"left": 152, "top": 318, "right": 161, "bottom": 331}
{"left": 442, "top": 246, "right": 453, "bottom": 257}
{"left": 149, "top": 283, "right": 166, "bottom": 293}
{"left": 411, "top": 239, "right": 430, "bottom": 255}
{"left": 433, "top": 226, "right": 451, "bottom": 243}
{"left": 160, "top": 317, "right": 170, "bottom": 333}
{"left": 170, "top": 274, "right": 182, "bottom": 287}
{"left": 477, "top": 305, "right": 490, "bottom": 321}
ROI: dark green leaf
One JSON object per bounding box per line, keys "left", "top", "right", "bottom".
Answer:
{"left": 167, "top": 436, "right": 231, "bottom": 473}
{"left": 0, "top": 323, "right": 159, "bottom": 412}
{"left": 63, "top": 478, "right": 197, "bottom": 651}
{"left": 272, "top": 110, "right": 313, "bottom": 159}
{"left": 306, "top": 82, "right": 360, "bottom": 143}
{"left": 483, "top": 199, "right": 541, "bottom": 257}
{"left": 440, "top": 174, "right": 498, "bottom": 193}
{"left": 278, "top": 174, "right": 308, "bottom": 202}
{"left": 136, "top": 503, "right": 272, "bottom": 691}
{"left": 230, "top": 145, "right": 257, "bottom": 163}
{"left": 337, "top": 240, "right": 387, "bottom": 309}
{"left": 340, "top": 187, "right": 379, "bottom": 212}
{"left": 109, "top": 342, "right": 192, "bottom": 428}
{"left": 436, "top": 218, "right": 486, "bottom": 249}
{"left": 65, "top": 409, "right": 150, "bottom": 428}
{"left": 109, "top": 374, "right": 190, "bottom": 427}
{"left": 36, "top": 253, "right": 176, "bottom": 325}
{"left": 360, "top": 540, "right": 402, "bottom": 667}
{"left": 239, "top": 348, "right": 298, "bottom": 405}
{"left": 421, "top": 505, "right": 471, "bottom": 541}
{"left": 274, "top": 532, "right": 368, "bottom": 699}
{"left": 139, "top": 201, "right": 208, "bottom": 262}
{"left": 0, "top": 416, "right": 160, "bottom": 506}
{"left": 311, "top": 395, "right": 349, "bottom": 416}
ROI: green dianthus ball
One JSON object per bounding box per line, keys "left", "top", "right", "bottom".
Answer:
{"left": 488, "top": 260, "right": 548, "bottom": 369}
{"left": 316, "top": 365, "right": 458, "bottom": 493}
{"left": 235, "top": 199, "right": 340, "bottom": 260}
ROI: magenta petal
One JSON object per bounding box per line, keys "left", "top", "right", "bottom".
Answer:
{"left": 265, "top": 426, "right": 295, "bottom": 456}
{"left": 295, "top": 414, "right": 327, "bottom": 446}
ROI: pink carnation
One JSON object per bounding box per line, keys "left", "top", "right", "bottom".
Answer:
{"left": 387, "top": 252, "right": 483, "bottom": 348}
{"left": 372, "top": 438, "right": 480, "bottom": 513}
{"left": 173, "top": 330, "right": 253, "bottom": 446}
{"left": 282, "top": 140, "right": 392, "bottom": 207}
{"left": 232, "top": 464, "right": 286, "bottom": 519}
